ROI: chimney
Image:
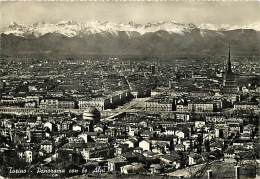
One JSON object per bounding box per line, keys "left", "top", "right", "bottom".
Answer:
{"left": 207, "top": 169, "right": 213, "bottom": 179}
{"left": 235, "top": 166, "right": 240, "bottom": 179}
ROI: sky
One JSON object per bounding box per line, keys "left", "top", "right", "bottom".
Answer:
{"left": 1, "top": 1, "right": 260, "bottom": 27}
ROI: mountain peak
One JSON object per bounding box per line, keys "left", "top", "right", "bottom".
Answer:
{"left": 1, "top": 20, "right": 199, "bottom": 37}
{"left": 1, "top": 20, "right": 260, "bottom": 38}
{"left": 199, "top": 23, "right": 260, "bottom": 31}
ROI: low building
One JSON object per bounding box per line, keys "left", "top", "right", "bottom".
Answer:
{"left": 107, "top": 156, "right": 128, "bottom": 173}
{"left": 40, "top": 140, "right": 53, "bottom": 154}
{"left": 139, "top": 140, "right": 151, "bottom": 151}
{"left": 58, "top": 99, "right": 75, "bottom": 109}
{"left": 160, "top": 154, "right": 181, "bottom": 169}
{"left": 145, "top": 98, "right": 174, "bottom": 112}
{"left": 188, "top": 153, "right": 203, "bottom": 166}
{"left": 79, "top": 98, "right": 110, "bottom": 111}
{"left": 176, "top": 98, "right": 189, "bottom": 112}
{"left": 188, "top": 101, "right": 217, "bottom": 112}
{"left": 234, "top": 101, "right": 258, "bottom": 110}
{"left": 40, "top": 98, "right": 59, "bottom": 109}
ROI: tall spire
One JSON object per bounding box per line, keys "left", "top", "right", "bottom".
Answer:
{"left": 227, "top": 44, "right": 232, "bottom": 72}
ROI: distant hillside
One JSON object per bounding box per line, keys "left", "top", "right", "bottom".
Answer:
{"left": 1, "top": 21, "right": 260, "bottom": 57}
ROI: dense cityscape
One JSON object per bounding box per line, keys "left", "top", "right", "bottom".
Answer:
{"left": 0, "top": 47, "right": 259, "bottom": 178}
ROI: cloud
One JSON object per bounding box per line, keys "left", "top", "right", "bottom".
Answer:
{"left": 1, "top": 1, "right": 260, "bottom": 27}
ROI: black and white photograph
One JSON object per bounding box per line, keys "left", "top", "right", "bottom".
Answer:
{"left": 0, "top": 1, "right": 260, "bottom": 178}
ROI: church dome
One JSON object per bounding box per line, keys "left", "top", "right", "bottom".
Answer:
{"left": 83, "top": 107, "right": 101, "bottom": 121}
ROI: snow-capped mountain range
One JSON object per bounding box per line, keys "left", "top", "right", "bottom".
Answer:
{"left": 1, "top": 20, "right": 260, "bottom": 56}
{"left": 198, "top": 23, "right": 260, "bottom": 31}
{"left": 2, "top": 20, "right": 260, "bottom": 38}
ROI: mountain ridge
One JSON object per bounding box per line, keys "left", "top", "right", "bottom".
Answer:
{"left": 2, "top": 20, "right": 260, "bottom": 38}
{"left": 1, "top": 20, "right": 260, "bottom": 56}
